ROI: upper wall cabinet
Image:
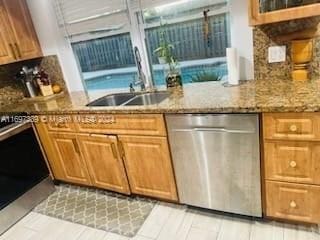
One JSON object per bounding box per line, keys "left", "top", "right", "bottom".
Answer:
{"left": 0, "top": 0, "right": 42, "bottom": 65}
{"left": 249, "top": 0, "right": 320, "bottom": 26}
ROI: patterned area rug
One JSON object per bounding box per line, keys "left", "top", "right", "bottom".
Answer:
{"left": 34, "top": 184, "right": 156, "bottom": 237}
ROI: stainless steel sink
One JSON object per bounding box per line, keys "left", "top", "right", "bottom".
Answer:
{"left": 86, "top": 93, "right": 136, "bottom": 107}
{"left": 124, "top": 92, "right": 170, "bottom": 106}
{"left": 87, "top": 91, "right": 170, "bottom": 107}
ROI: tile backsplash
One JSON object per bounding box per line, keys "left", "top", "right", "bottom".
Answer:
{"left": 254, "top": 17, "right": 320, "bottom": 80}
{"left": 0, "top": 55, "right": 66, "bottom": 107}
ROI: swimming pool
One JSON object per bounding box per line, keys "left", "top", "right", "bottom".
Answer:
{"left": 85, "top": 63, "right": 227, "bottom": 91}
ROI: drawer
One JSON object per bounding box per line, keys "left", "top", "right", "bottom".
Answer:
{"left": 42, "top": 115, "right": 76, "bottom": 132}
{"left": 264, "top": 141, "right": 320, "bottom": 184}
{"left": 75, "top": 114, "right": 167, "bottom": 136}
{"left": 263, "top": 113, "right": 320, "bottom": 141}
{"left": 266, "top": 181, "right": 320, "bottom": 223}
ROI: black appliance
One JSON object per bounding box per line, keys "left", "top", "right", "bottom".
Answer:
{"left": 0, "top": 114, "right": 54, "bottom": 235}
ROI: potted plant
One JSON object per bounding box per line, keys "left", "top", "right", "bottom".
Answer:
{"left": 154, "top": 25, "right": 182, "bottom": 88}
{"left": 154, "top": 31, "right": 174, "bottom": 65}
{"left": 165, "top": 57, "right": 183, "bottom": 88}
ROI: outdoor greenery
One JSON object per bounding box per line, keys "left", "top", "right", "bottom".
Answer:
{"left": 191, "top": 71, "right": 222, "bottom": 83}
{"left": 154, "top": 32, "right": 174, "bottom": 61}
{"left": 154, "top": 24, "right": 180, "bottom": 74}
{"left": 73, "top": 14, "right": 229, "bottom": 73}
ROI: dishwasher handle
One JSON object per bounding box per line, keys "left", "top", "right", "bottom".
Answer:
{"left": 172, "top": 127, "right": 255, "bottom": 134}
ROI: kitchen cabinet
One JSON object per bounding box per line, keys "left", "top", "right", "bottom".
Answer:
{"left": 35, "top": 114, "right": 178, "bottom": 201}
{"left": 266, "top": 181, "right": 320, "bottom": 223}
{"left": 48, "top": 132, "right": 92, "bottom": 186}
{"left": 263, "top": 113, "right": 320, "bottom": 141}
{"left": 263, "top": 113, "right": 320, "bottom": 224}
{"left": 46, "top": 117, "right": 76, "bottom": 132}
{"left": 76, "top": 114, "right": 167, "bottom": 136}
{"left": 77, "top": 134, "right": 130, "bottom": 194}
{"left": 119, "top": 135, "right": 178, "bottom": 201}
{"left": 0, "top": 0, "right": 42, "bottom": 65}
{"left": 264, "top": 141, "right": 320, "bottom": 185}
{"left": 0, "top": 6, "right": 16, "bottom": 64}
{"left": 249, "top": 0, "right": 320, "bottom": 26}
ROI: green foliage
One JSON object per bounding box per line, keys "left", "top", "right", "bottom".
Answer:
{"left": 154, "top": 39, "right": 174, "bottom": 60}
{"left": 154, "top": 23, "right": 179, "bottom": 74}
{"left": 191, "top": 71, "right": 222, "bottom": 83}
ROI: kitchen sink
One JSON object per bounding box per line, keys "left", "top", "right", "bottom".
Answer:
{"left": 87, "top": 91, "right": 170, "bottom": 107}
{"left": 86, "top": 93, "right": 136, "bottom": 107}
{"left": 124, "top": 92, "right": 170, "bottom": 106}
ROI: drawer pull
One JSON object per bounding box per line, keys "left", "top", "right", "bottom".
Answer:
{"left": 290, "top": 201, "right": 297, "bottom": 208}
{"left": 14, "top": 43, "right": 22, "bottom": 58}
{"left": 9, "top": 43, "right": 17, "bottom": 60}
{"left": 289, "top": 124, "right": 298, "bottom": 132}
{"left": 289, "top": 161, "right": 297, "bottom": 168}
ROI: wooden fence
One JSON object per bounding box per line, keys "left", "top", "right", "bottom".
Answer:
{"left": 72, "top": 13, "right": 230, "bottom": 72}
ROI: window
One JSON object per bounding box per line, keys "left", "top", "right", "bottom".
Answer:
{"left": 54, "top": 0, "right": 138, "bottom": 92}
{"left": 72, "top": 34, "right": 137, "bottom": 90}
{"left": 54, "top": 0, "right": 234, "bottom": 93}
{"left": 141, "top": 0, "right": 230, "bottom": 86}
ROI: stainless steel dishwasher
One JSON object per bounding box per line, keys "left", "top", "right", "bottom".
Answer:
{"left": 166, "top": 114, "right": 262, "bottom": 217}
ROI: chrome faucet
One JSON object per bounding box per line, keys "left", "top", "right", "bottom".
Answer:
{"left": 132, "top": 46, "right": 147, "bottom": 91}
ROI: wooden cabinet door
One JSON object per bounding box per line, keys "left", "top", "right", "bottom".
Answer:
{"left": 0, "top": 2, "right": 16, "bottom": 64}
{"left": 2, "top": 0, "right": 42, "bottom": 61}
{"left": 77, "top": 134, "right": 130, "bottom": 194}
{"left": 266, "top": 181, "right": 320, "bottom": 223}
{"left": 263, "top": 113, "right": 320, "bottom": 141}
{"left": 119, "top": 135, "right": 178, "bottom": 201}
{"left": 49, "top": 132, "right": 92, "bottom": 186}
{"left": 264, "top": 141, "right": 320, "bottom": 185}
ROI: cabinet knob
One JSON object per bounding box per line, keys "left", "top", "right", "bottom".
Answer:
{"left": 290, "top": 124, "right": 298, "bottom": 132}
{"left": 290, "top": 201, "right": 297, "bottom": 208}
{"left": 290, "top": 161, "right": 297, "bottom": 168}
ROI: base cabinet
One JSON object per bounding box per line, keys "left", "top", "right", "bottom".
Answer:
{"left": 77, "top": 134, "right": 130, "bottom": 194}
{"left": 35, "top": 114, "right": 178, "bottom": 202}
{"left": 119, "top": 135, "right": 178, "bottom": 201}
{"left": 263, "top": 113, "right": 320, "bottom": 224}
{"left": 266, "top": 181, "right": 320, "bottom": 223}
{"left": 49, "top": 132, "right": 92, "bottom": 186}
{"left": 264, "top": 141, "right": 320, "bottom": 185}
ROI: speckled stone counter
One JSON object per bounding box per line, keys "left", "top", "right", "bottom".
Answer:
{"left": 1, "top": 79, "right": 320, "bottom": 114}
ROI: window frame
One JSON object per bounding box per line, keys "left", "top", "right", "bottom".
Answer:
{"left": 54, "top": 0, "right": 232, "bottom": 92}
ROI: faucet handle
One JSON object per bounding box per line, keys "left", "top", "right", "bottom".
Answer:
{"left": 129, "top": 83, "right": 135, "bottom": 93}
{"left": 140, "top": 82, "right": 146, "bottom": 91}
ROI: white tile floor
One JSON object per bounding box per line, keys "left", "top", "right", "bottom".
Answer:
{"left": 1, "top": 202, "right": 319, "bottom": 240}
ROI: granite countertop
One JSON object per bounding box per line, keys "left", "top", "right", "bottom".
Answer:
{"left": 1, "top": 79, "right": 320, "bottom": 115}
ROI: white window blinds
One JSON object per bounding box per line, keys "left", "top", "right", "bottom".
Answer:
{"left": 54, "top": 0, "right": 130, "bottom": 43}
{"left": 140, "top": 0, "right": 175, "bottom": 9}
{"left": 140, "top": 0, "right": 228, "bottom": 10}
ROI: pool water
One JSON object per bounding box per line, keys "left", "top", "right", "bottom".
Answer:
{"left": 85, "top": 63, "right": 227, "bottom": 91}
